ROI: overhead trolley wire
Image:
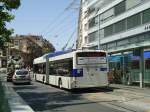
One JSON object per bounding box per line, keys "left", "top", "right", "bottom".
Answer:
{"left": 41, "top": 0, "right": 79, "bottom": 37}
{"left": 56, "top": 23, "right": 77, "bottom": 39}
{"left": 62, "top": 27, "right": 77, "bottom": 50}
{"left": 48, "top": 15, "right": 78, "bottom": 38}
{"left": 40, "top": 0, "right": 80, "bottom": 50}
{"left": 43, "top": 12, "right": 74, "bottom": 37}
{"left": 40, "top": 9, "right": 67, "bottom": 35}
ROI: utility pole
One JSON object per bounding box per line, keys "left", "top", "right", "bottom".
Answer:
{"left": 61, "top": 0, "right": 80, "bottom": 50}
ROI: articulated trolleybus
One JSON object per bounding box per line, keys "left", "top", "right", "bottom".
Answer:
{"left": 33, "top": 50, "right": 108, "bottom": 89}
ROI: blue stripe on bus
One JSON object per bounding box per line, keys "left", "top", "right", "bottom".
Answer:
{"left": 47, "top": 50, "right": 74, "bottom": 58}
{"left": 71, "top": 69, "right": 83, "bottom": 77}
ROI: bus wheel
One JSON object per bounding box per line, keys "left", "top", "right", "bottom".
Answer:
{"left": 59, "top": 79, "right": 62, "bottom": 89}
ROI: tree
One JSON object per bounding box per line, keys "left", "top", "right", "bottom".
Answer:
{"left": 0, "top": 0, "right": 20, "bottom": 49}
{"left": 42, "top": 39, "right": 55, "bottom": 54}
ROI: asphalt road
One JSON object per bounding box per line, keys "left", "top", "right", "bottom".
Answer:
{"left": 9, "top": 81, "right": 130, "bottom": 112}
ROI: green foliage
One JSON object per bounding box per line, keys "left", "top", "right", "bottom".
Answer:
{"left": 42, "top": 39, "right": 55, "bottom": 54}
{"left": 0, "top": 0, "right": 20, "bottom": 49}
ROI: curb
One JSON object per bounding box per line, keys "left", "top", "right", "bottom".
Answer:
{"left": 3, "top": 81, "right": 35, "bottom": 112}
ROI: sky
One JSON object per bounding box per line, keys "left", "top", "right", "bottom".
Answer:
{"left": 7, "top": 0, "right": 80, "bottom": 51}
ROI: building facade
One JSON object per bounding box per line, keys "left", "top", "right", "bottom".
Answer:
{"left": 9, "top": 35, "right": 43, "bottom": 68}
{"left": 77, "top": 0, "right": 88, "bottom": 49}
{"left": 78, "top": 0, "right": 150, "bottom": 87}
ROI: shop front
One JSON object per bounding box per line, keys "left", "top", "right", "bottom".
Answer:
{"left": 103, "top": 31, "right": 150, "bottom": 87}
{"left": 108, "top": 50, "right": 150, "bottom": 87}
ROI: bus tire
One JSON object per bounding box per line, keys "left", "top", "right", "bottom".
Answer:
{"left": 59, "top": 79, "right": 62, "bottom": 89}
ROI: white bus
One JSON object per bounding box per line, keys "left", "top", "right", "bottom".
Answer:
{"left": 47, "top": 50, "right": 108, "bottom": 89}
{"left": 33, "top": 50, "right": 108, "bottom": 89}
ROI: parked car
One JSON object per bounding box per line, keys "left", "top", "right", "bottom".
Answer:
{"left": 12, "top": 69, "right": 31, "bottom": 84}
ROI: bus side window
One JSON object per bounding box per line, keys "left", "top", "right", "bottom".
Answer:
{"left": 49, "top": 59, "right": 73, "bottom": 77}
{"left": 42, "top": 63, "right": 46, "bottom": 74}
{"left": 49, "top": 63, "right": 57, "bottom": 75}
{"left": 33, "top": 64, "right": 38, "bottom": 73}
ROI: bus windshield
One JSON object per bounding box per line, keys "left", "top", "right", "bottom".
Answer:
{"left": 76, "top": 52, "right": 106, "bottom": 65}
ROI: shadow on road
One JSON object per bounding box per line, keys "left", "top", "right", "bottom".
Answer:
{"left": 15, "top": 91, "right": 84, "bottom": 111}
{"left": 69, "top": 87, "right": 116, "bottom": 94}
{"left": 12, "top": 83, "right": 120, "bottom": 112}
{"left": 13, "top": 84, "right": 37, "bottom": 91}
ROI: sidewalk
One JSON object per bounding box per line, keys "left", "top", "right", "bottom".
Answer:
{"left": 110, "top": 84, "right": 150, "bottom": 112}
{"left": 0, "top": 78, "right": 10, "bottom": 112}
{"left": 82, "top": 84, "right": 150, "bottom": 112}
{"left": 0, "top": 75, "right": 34, "bottom": 112}
{"left": 110, "top": 84, "right": 150, "bottom": 96}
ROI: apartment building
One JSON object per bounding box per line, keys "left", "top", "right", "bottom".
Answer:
{"left": 78, "top": 0, "right": 150, "bottom": 87}
{"left": 77, "top": 0, "right": 89, "bottom": 49}
{"left": 10, "top": 35, "right": 43, "bottom": 67}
